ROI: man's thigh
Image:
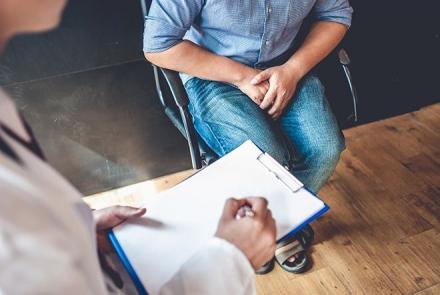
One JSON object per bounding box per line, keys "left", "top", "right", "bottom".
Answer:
{"left": 185, "top": 78, "right": 290, "bottom": 165}
{"left": 280, "top": 74, "right": 344, "bottom": 158}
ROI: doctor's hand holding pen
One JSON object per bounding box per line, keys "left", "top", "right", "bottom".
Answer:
{"left": 215, "top": 197, "right": 277, "bottom": 270}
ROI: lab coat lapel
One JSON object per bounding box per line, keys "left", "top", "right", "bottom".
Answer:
{"left": 0, "top": 129, "right": 95, "bottom": 253}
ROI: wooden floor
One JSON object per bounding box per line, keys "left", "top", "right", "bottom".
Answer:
{"left": 84, "top": 103, "right": 440, "bottom": 295}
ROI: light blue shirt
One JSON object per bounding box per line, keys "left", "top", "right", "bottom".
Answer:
{"left": 144, "top": 0, "right": 353, "bottom": 84}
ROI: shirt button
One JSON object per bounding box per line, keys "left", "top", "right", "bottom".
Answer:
{"left": 265, "top": 40, "right": 270, "bottom": 46}
{"left": 268, "top": 7, "right": 272, "bottom": 14}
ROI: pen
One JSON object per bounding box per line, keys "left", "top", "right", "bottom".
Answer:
{"left": 235, "top": 204, "right": 255, "bottom": 219}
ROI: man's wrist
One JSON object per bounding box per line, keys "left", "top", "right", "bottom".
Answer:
{"left": 283, "top": 58, "right": 308, "bottom": 80}
{"left": 229, "top": 65, "right": 255, "bottom": 86}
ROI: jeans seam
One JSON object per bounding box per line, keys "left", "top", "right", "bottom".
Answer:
{"left": 198, "top": 119, "right": 228, "bottom": 155}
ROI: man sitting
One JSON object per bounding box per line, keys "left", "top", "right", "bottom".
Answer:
{"left": 144, "top": 0, "right": 352, "bottom": 273}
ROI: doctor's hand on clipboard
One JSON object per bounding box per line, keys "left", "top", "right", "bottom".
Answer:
{"left": 94, "top": 206, "right": 147, "bottom": 254}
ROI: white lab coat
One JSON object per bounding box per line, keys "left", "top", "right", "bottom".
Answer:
{"left": 0, "top": 89, "right": 255, "bottom": 295}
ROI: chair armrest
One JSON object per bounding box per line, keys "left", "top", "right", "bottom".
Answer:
{"left": 153, "top": 66, "right": 203, "bottom": 169}
{"left": 337, "top": 48, "right": 359, "bottom": 123}
{"left": 159, "top": 68, "right": 191, "bottom": 108}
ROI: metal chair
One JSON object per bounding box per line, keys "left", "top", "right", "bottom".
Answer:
{"left": 141, "top": 1, "right": 359, "bottom": 170}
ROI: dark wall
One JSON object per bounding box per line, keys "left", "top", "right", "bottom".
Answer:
{"left": 0, "top": 0, "right": 144, "bottom": 85}
{"left": 341, "top": 0, "right": 440, "bottom": 124}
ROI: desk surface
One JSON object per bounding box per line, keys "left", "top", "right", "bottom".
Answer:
{"left": 84, "top": 169, "right": 194, "bottom": 210}
{"left": 84, "top": 103, "right": 440, "bottom": 295}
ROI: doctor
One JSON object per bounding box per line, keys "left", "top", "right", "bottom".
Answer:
{"left": 0, "top": 0, "right": 276, "bottom": 294}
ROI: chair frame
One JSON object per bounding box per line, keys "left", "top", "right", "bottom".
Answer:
{"left": 152, "top": 66, "right": 204, "bottom": 169}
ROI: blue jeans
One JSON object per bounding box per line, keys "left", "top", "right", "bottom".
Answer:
{"left": 185, "top": 75, "right": 345, "bottom": 193}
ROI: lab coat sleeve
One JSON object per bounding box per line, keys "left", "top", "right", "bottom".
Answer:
{"left": 158, "top": 237, "right": 256, "bottom": 295}
{"left": 0, "top": 191, "right": 93, "bottom": 294}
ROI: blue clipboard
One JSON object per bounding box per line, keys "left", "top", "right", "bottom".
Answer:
{"left": 109, "top": 193, "right": 328, "bottom": 295}
{"left": 108, "top": 231, "right": 149, "bottom": 295}
{"left": 276, "top": 191, "right": 329, "bottom": 243}
{"left": 108, "top": 141, "right": 330, "bottom": 294}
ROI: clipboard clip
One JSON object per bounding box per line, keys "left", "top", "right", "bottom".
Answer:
{"left": 257, "top": 153, "right": 304, "bottom": 193}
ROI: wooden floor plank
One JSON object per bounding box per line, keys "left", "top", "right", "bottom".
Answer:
{"left": 401, "top": 153, "right": 440, "bottom": 188}
{"left": 314, "top": 227, "right": 401, "bottom": 295}
{"left": 330, "top": 153, "right": 432, "bottom": 240}
{"left": 320, "top": 181, "right": 439, "bottom": 294}
{"left": 411, "top": 104, "right": 440, "bottom": 135}
{"left": 257, "top": 267, "right": 351, "bottom": 295}
{"left": 405, "top": 229, "right": 440, "bottom": 277}
{"left": 414, "top": 283, "right": 440, "bottom": 295}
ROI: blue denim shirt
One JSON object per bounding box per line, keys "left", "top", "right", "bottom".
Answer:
{"left": 144, "top": 0, "right": 353, "bottom": 84}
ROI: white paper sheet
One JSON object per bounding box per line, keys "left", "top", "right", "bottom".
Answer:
{"left": 113, "top": 141, "right": 328, "bottom": 294}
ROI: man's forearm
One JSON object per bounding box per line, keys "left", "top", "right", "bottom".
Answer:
{"left": 144, "top": 40, "right": 254, "bottom": 86}
{"left": 284, "top": 21, "right": 348, "bottom": 78}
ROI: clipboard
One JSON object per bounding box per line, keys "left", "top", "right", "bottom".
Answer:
{"left": 110, "top": 140, "right": 329, "bottom": 295}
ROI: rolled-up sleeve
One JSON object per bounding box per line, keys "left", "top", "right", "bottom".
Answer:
{"left": 312, "top": 0, "right": 353, "bottom": 27}
{"left": 143, "top": 0, "right": 204, "bottom": 53}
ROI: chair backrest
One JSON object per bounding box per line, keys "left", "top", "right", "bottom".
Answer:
{"left": 154, "top": 66, "right": 214, "bottom": 169}
{"left": 315, "top": 49, "right": 359, "bottom": 127}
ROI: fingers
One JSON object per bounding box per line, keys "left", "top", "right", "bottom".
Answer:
{"left": 222, "top": 197, "right": 269, "bottom": 220}
{"left": 216, "top": 196, "right": 275, "bottom": 271}
{"left": 246, "top": 197, "right": 269, "bottom": 218}
{"left": 114, "top": 206, "right": 147, "bottom": 220}
{"left": 251, "top": 70, "right": 271, "bottom": 85}
{"left": 260, "top": 85, "right": 277, "bottom": 110}
{"left": 254, "top": 82, "right": 271, "bottom": 104}
{"left": 222, "top": 198, "right": 248, "bottom": 219}
{"left": 268, "top": 88, "right": 293, "bottom": 119}
{"left": 94, "top": 206, "right": 146, "bottom": 231}
{"left": 249, "top": 93, "right": 263, "bottom": 105}
{"left": 262, "top": 81, "right": 270, "bottom": 91}
{"left": 268, "top": 94, "right": 284, "bottom": 119}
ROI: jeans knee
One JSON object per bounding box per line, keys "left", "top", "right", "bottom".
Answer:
{"left": 260, "top": 141, "right": 291, "bottom": 167}
{"left": 309, "top": 134, "right": 345, "bottom": 170}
